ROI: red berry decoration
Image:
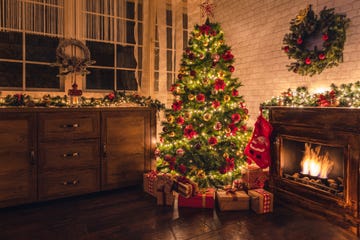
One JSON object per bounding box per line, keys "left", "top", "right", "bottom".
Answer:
{"left": 297, "top": 37, "right": 303, "bottom": 45}
{"left": 318, "top": 53, "right": 326, "bottom": 60}
{"left": 283, "top": 46, "right": 289, "bottom": 53}
{"left": 228, "top": 65, "right": 235, "bottom": 72}
{"left": 322, "top": 34, "right": 329, "bottom": 41}
{"left": 305, "top": 57, "right": 311, "bottom": 65}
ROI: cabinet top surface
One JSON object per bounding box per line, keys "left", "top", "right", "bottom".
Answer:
{"left": 0, "top": 106, "right": 154, "bottom": 112}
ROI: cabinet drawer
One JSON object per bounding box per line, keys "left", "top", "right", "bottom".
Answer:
{"left": 38, "top": 112, "right": 99, "bottom": 141}
{"left": 38, "top": 169, "right": 99, "bottom": 200}
{"left": 39, "top": 141, "right": 99, "bottom": 170}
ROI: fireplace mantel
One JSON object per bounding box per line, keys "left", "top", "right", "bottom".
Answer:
{"left": 267, "top": 107, "right": 360, "bottom": 236}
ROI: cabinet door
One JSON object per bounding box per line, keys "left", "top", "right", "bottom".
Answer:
{"left": 101, "top": 109, "right": 155, "bottom": 190}
{"left": 0, "top": 112, "right": 36, "bottom": 207}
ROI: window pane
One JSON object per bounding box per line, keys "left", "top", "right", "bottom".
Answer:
{"left": 166, "top": 9, "right": 172, "bottom": 26}
{"left": 126, "top": 1, "right": 135, "bottom": 19}
{"left": 117, "top": 45, "right": 136, "bottom": 68}
{"left": 137, "top": 1, "right": 143, "bottom": 21}
{"left": 0, "top": 62, "right": 22, "bottom": 88}
{"left": 26, "top": 34, "right": 58, "bottom": 62}
{"left": 26, "top": 64, "right": 59, "bottom": 89}
{"left": 154, "top": 72, "right": 159, "bottom": 91}
{"left": 183, "top": 30, "right": 188, "bottom": 50}
{"left": 87, "top": 41, "right": 114, "bottom": 67}
{"left": 0, "top": 31, "right": 22, "bottom": 60}
{"left": 86, "top": 68, "right": 114, "bottom": 90}
{"left": 154, "top": 48, "right": 159, "bottom": 70}
{"left": 138, "top": 23, "right": 143, "bottom": 45}
{"left": 117, "top": 70, "right": 137, "bottom": 90}
{"left": 166, "top": 27, "right": 172, "bottom": 48}
{"left": 167, "top": 73, "right": 172, "bottom": 90}
{"left": 138, "top": 70, "right": 142, "bottom": 87}
{"left": 138, "top": 47, "right": 142, "bottom": 69}
{"left": 182, "top": 13, "right": 188, "bottom": 28}
{"left": 126, "top": 20, "right": 135, "bottom": 44}
{"left": 166, "top": 50, "right": 172, "bottom": 71}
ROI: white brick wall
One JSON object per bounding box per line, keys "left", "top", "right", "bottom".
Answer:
{"left": 199, "top": 0, "right": 360, "bottom": 126}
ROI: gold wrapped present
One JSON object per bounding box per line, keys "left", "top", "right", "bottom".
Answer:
{"left": 216, "top": 189, "right": 250, "bottom": 211}
{"left": 248, "top": 189, "right": 273, "bottom": 214}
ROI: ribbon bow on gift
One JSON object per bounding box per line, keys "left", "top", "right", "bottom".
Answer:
{"left": 295, "top": 5, "right": 309, "bottom": 25}
{"left": 223, "top": 185, "right": 238, "bottom": 201}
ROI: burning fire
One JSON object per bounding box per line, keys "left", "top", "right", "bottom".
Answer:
{"left": 301, "top": 143, "right": 334, "bottom": 179}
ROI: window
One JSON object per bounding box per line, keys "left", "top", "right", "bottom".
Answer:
{"left": 0, "top": 0, "right": 64, "bottom": 90}
{"left": 83, "top": 0, "right": 143, "bottom": 91}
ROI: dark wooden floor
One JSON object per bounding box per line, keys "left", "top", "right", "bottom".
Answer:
{"left": 0, "top": 187, "right": 357, "bottom": 240}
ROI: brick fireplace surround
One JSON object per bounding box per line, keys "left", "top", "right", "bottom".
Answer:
{"left": 268, "top": 107, "right": 360, "bottom": 236}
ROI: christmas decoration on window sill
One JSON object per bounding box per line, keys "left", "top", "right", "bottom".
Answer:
{"left": 0, "top": 92, "right": 165, "bottom": 111}
{"left": 282, "top": 5, "right": 350, "bottom": 76}
{"left": 261, "top": 81, "right": 360, "bottom": 108}
{"left": 52, "top": 39, "right": 95, "bottom": 76}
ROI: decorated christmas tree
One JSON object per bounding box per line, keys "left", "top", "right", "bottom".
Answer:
{"left": 155, "top": 17, "right": 251, "bottom": 188}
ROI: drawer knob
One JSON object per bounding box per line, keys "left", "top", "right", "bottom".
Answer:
{"left": 62, "top": 152, "right": 79, "bottom": 158}
{"left": 63, "top": 180, "right": 80, "bottom": 185}
{"left": 61, "top": 123, "right": 79, "bottom": 128}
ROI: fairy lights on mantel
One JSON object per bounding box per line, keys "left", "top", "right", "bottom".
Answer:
{"left": 261, "top": 81, "right": 360, "bottom": 108}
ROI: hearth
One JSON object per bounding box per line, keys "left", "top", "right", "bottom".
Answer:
{"left": 267, "top": 107, "right": 360, "bottom": 236}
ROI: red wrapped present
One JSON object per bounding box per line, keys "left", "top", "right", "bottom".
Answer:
{"left": 248, "top": 189, "right": 273, "bottom": 214}
{"left": 216, "top": 188, "right": 250, "bottom": 211}
{"left": 241, "top": 165, "right": 269, "bottom": 189}
{"left": 178, "top": 188, "right": 215, "bottom": 208}
{"left": 143, "top": 170, "right": 158, "bottom": 197}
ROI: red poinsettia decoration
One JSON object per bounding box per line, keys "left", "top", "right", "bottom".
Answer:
{"left": 199, "top": 24, "right": 212, "bottom": 35}
{"left": 184, "top": 124, "right": 197, "bottom": 139}
{"left": 214, "top": 78, "right": 226, "bottom": 91}
{"left": 107, "top": 92, "right": 115, "bottom": 101}
{"left": 222, "top": 50, "right": 234, "bottom": 61}
{"left": 178, "top": 164, "right": 187, "bottom": 174}
{"left": 164, "top": 154, "right": 176, "bottom": 170}
{"left": 212, "top": 100, "right": 220, "bottom": 108}
{"left": 172, "top": 100, "right": 183, "bottom": 111}
{"left": 208, "top": 136, "right": 218, "bottom": 145}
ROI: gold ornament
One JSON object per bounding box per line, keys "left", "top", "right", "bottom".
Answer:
{"left": 225, "top": 128, "right": 231, "bottom": 134}
{"left": 218, "top": 71, "right": 225, "bottom": 78}
{"left": 236, "top": 150, "right": 243, "bottom": 157}
{"left": 203, "top": 113, "right": 212, "bottom": 121}
{"left": 223, "top": 152, "right": 229, "bottom": 159}
{"left": 224, "top": 95, "right": 231, "bottom": 102}
{"left": 169, "top": 132, "right": 175, "bottom": 137}
{"left": 188, "top": 94, "right": 195, "bottom": 100}
{"left": 167, "top": 115, "right": 175, "bottom": 123}
{"left": 184, "top": 111, "right": 192, "bottom": 120}
{"left": 203, "top": 77, "right": 209, "bottom": 85}
{"left": 197, "top": 170, "right": 206, "bottom": 178}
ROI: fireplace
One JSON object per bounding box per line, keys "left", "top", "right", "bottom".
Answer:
{"left": 268, "top": 107, "right": 360, "bottom": 235}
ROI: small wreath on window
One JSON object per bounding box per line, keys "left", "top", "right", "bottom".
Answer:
{"left": 53, "top": 39, "right": 95, "bottom": 76}
{"left": 282, "top": 5, "right": 349, "bottom": 76}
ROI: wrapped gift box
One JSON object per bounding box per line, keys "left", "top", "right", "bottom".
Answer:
{"left": 248, "top": 189, "right": 273, "bottom": 214}
{"left": 216, "top": 189, "right": 250, "bottom": 211}
{"left": 156, "top": 173, "right": 175, "bottom": 206}
{"left": 143, "top": 171, "right": 158, "bottom": 197}
{"left": 172, "top": 176, "right": 199, "bottom": 198}
{"left": 178, "top": 188, "right": 215, "bottom": 208}
{"left": 241, "top": 165, "right": 269, "bottom": 189}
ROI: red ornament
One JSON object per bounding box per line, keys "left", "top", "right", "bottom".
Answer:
{"left": 322, "top": 34, "right": 329, "bottom": 41}
{"left": 178, "top": 164, "right": 187, "bottom": 174}
{"left": 305, "top": 57, "right": 311, "bottom": 65}
{"left": 318, "top": 53, "right": 326, "bottom": 60}
{"left": 176, "top": 148, "right": 185, "bottom": 156}
{"left": 214, "top": 122, "right": 222, "bottom": 130}
{"left": 208, "top": 136, "right": 218, "bottom": 146}
{"left": 231, "top": 113, "right": 241, "bottom": 123}
{"left": 107, "top": 92, "right": 115, "bottom": 100}
{"left": 176, "top": 116, "right": 185, "bottom": 125}
{"left": 284, "top": 46, "right": 289, "bottom": 53}
{"left": 214, "top": 78, "right": 226, "bottom": 91}
{"left": 297, "top": 37, "right": 303, "bottom": 45}
{"left": 212, "top": 100, "right": 220, "bottom": 108}
{"left": 172, "top": 100, "right": 183, "bottom": 111}
{"left": 232, "top": 89, "right": 239, "bottom": 96}
{"left": 228, "top": 123, "right": 238, "bottom": 136}
{"left": 228, "top": 65, "right": 235, "bottom": 72}
{"left": 178, "top": 73, "right": 183, "bottom": 80}
{"left": 212, "top": 53, "right": 220, "bottom": 62}
{"left": 196, "top": 93, "right": 205, "bottom": 102}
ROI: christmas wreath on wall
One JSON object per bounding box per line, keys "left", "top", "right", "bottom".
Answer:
{"left": 53, "top": 39, "right": 95, "bottom": 76}
{"left": 282, "top": 5, "right": 350, "bottom": 76}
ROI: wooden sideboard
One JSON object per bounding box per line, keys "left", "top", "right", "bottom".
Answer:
{"left": 0, "top": 107, "right": 156, "bottom": 208}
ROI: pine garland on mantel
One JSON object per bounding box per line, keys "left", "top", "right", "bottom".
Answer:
{"left": 0, "top": 91, "right": 165, "bottom": 111}
{"left": 261, "top": 81, "right": 360, "bottom": 108}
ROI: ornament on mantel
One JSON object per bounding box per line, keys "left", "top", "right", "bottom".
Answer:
{"left": 68, "top": 82, "right": 82, "bottom": 106}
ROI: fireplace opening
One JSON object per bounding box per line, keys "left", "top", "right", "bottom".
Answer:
{"left": 280, "top": 138, "right": 344, "bottom": 198}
